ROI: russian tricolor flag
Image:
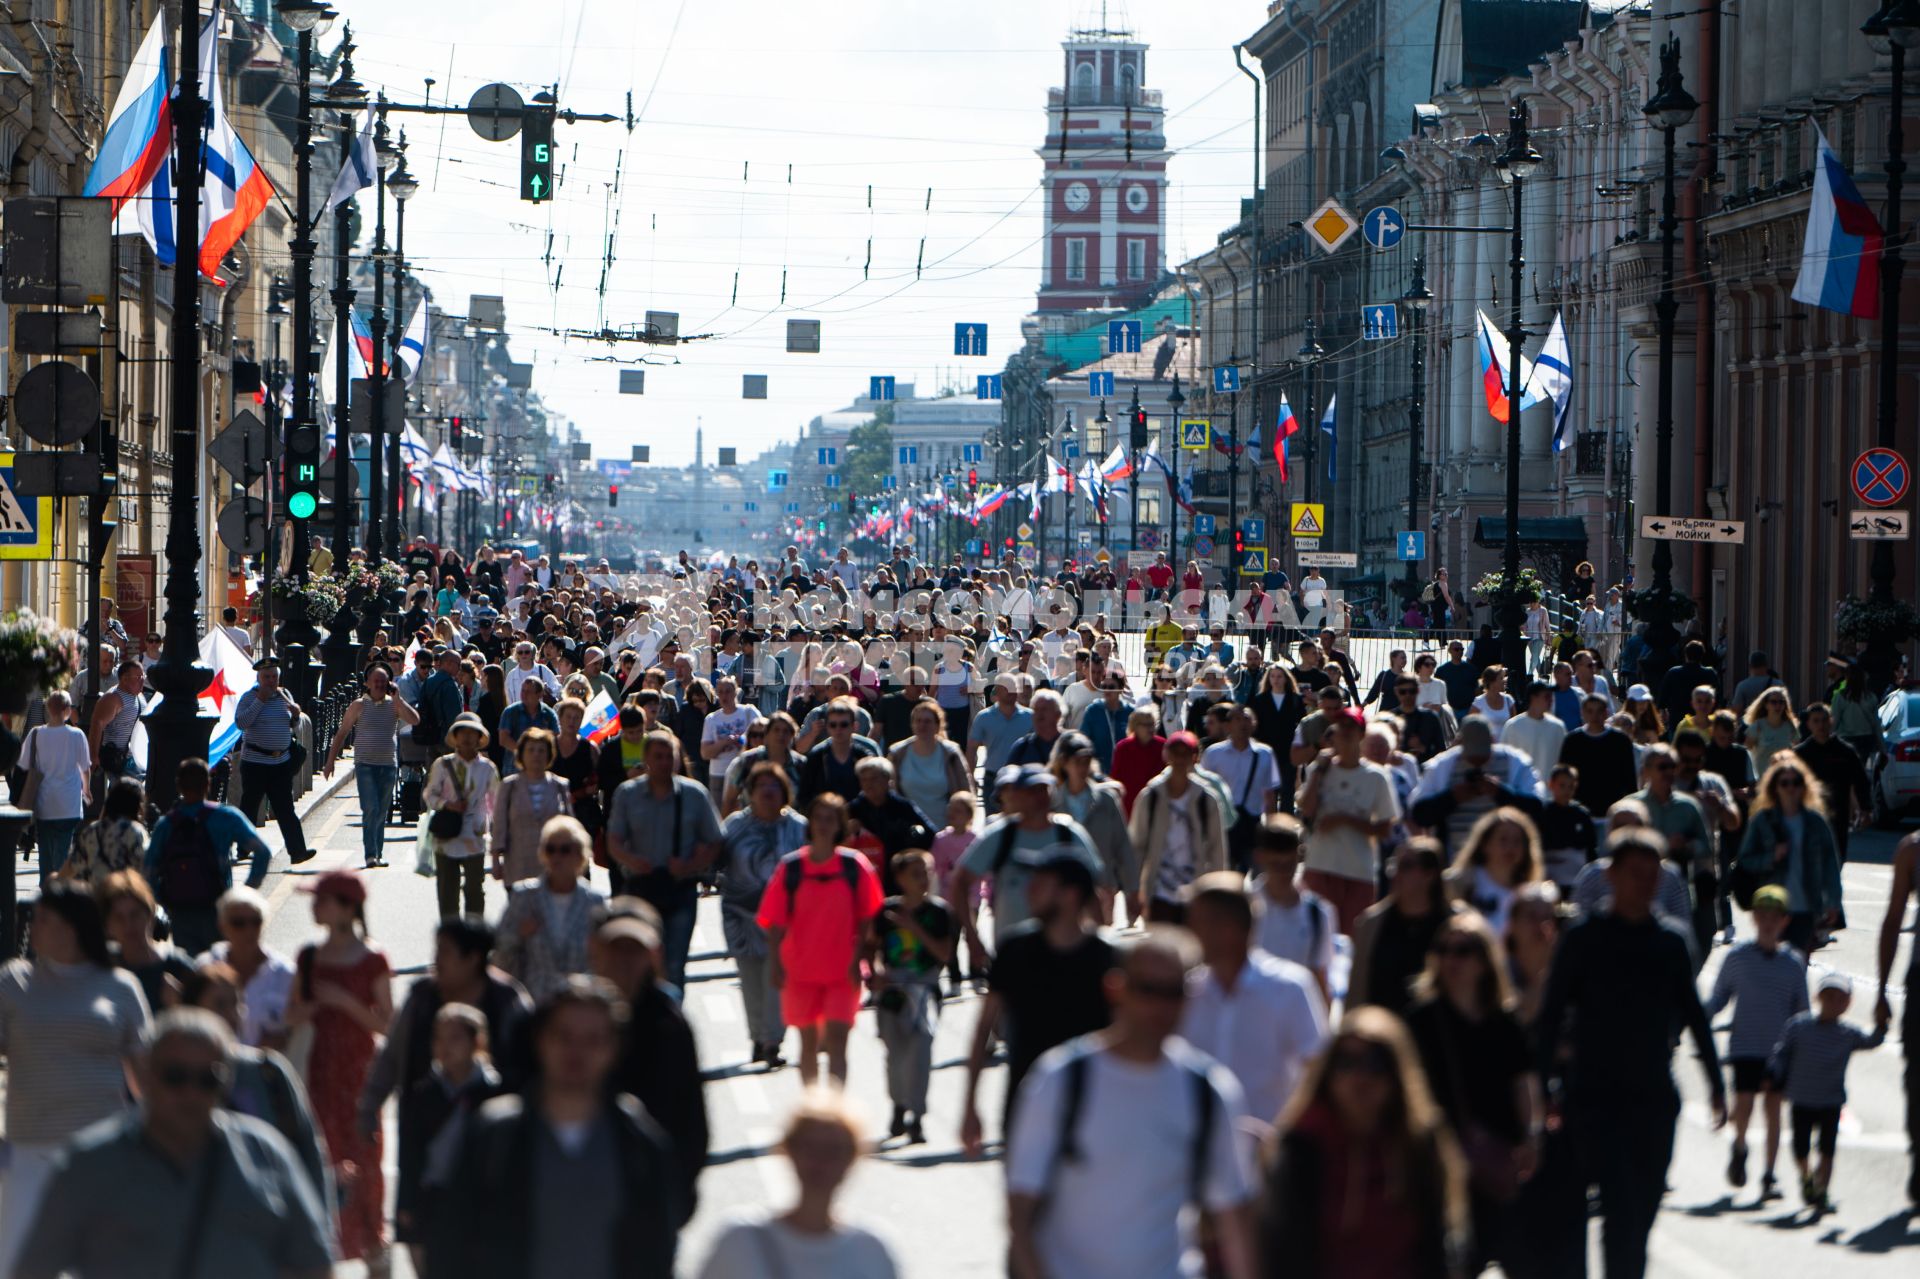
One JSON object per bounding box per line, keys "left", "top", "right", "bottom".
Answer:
{"left": 1793, "top": 126, "right": 1882, "bottom": 320}
{"left": 579, "top": 690, "right": 620, "bottom": 745}
{"left": 351, "top": 310, "right": 386, "bottom": 377}
{"left": 1273, "top": 395, "right": 1300, "bottom": 482}
{"left": 81, "top": 13, "right": 172, "bottom": 216}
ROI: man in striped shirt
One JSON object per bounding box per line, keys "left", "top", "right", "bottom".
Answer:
{"left": 233, "top": 659, "right": 314, "bottom": 865}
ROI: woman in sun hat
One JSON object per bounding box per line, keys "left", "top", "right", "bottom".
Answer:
{"left": 422, "top": 713, "right": 500, "bottom": 920}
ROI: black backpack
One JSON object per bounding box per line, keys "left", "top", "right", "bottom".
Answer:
{"left": 1042, "top": 1042, "right": 1217, "bottom": 1212}
{"left": 989, "top": 816, "right": 1078, "bottom": 877}
{"left": 782, "top": 850, "right": 866, "bottom": 900}
{"left": 156, "top": 804, "right": 223, "bottom": 908}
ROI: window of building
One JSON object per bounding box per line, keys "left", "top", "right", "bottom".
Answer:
{"left": 1065, "top": 238, "right": 1087, "bottom": 281}
{"left": 1139, "top": 494, "right": 1162, "bottom": 525}
{"left": 1126, "top": 239, "right": 1146, "bottom": 280}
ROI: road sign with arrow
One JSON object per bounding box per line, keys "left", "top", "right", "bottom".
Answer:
{"left": 1639, "top": 515, "right": 1746, "bottom": 545}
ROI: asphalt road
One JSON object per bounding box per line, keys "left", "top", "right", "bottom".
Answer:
{"left": 253, "top": 784, "right": 1920, "bottom": 1277}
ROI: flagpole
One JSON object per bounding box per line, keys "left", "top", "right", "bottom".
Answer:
{"left": 145, "top": 0, "right": 216, "bottom": 810}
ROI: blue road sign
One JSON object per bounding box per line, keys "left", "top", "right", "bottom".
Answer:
{"left": 1088, "top": 370, "right": 1115, "bottom": 398}
{"left": 1853, "top": 447, "right": 1911, "bottom": 507}
{"left": 1193, "top": 513, "right": 1216, "bottom": 537}
{"left": 1362, "top": 205, "right": 1407, "bottom": 250}
{"left": 1063, "top": 440, "right": 1081, "bottom": 459}
{"left": 965, "top": 539, "right": 982, "bottom": 556}
{"left": 1213, "top": 365, "right": 1241, "bottom": 394}
{"left": 869, "top": 375, "right": 896, "bottom": 401}
{"left": 1192, "top": 534, "right": 1215, "bottom": 558}
{"left": 1395, "top": 530, "right": 1427, "bottom": 561}
{"left": 1239, "top": 547, "right": 1269, "bottom": 575}
{"left": 954, "top": 323, "right": 988, "bottom": 357}
{"left": 1361, "top": 304, "right": 1399, "bottom": 341}
{"left": 976, "top": 374, "right": 1002, "bottom": 400}
{"left": 1108, "top": 320, "right": 1143, "bottom": 354}
{"left": 1242, "top": 516, "right": 1266, "bottom": 544}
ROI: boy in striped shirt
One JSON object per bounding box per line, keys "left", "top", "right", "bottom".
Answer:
{"left": 1769, "top": 971, "right": 1889, "bottom": 1213}
{"left": 1702, "top": 884, "right": 1806, "bottom": 1198}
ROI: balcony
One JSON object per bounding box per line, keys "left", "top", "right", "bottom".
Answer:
{"left": 1048, "top": 87, "right": 1163, "bottom": 109}
{"left": 1574, "top": 431, "right": 1609, "bottom": 476}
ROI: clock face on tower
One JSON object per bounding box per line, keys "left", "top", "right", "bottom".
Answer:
{"left": 1063, "top": 181, "right": 1091, "bottom": 213}
{"left": 1125, "top": 184, "right": 1148, "bottom": 214}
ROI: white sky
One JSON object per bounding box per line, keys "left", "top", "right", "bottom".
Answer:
{"left": 331, "top": 0, "right": 1267, "bottom": 466}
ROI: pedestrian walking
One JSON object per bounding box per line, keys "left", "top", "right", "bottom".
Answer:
{"left": 60, "top": 776, "right": 149, "bottom": 887}
{"left": 1298, "top": 708, "right": 1401, "bottom": 932}
{"left": 16, "top": 689, "right": 90, "bottom": 880}
{"left": 143, "top": 757, "right": 272, "bottom": 955}
{"left": 720, "top": 763, "right": 809, "bottom": 1068}
{"left": 1733, "top": 756, "right": 1844, "bottom": 953}
{"left": 99, "top": 869, "right": 196, "bottom": 1012}
{"left": 1703, "top": 884, "right": 1807, "bottom": 1199}
{"left": 491, "top": 728, "right": 574, "bottom": 884}
{"left": 207, "top": 885, "right": 296, "bottom": 1049}
{"left": 325, "top": 662, "right": 420, "bottom": 868}
{"left": 1130, "top": 731, "right": 1230, "bottom": 924}
{"left": 870, "top": 849, "right": 955, "bottom": 1143}
{"left": 604, "top": 730, "right": 723, "bottom": 989}
{"left": 755, "top": 791, "right": 885, "bottom": 1089}
{"left": 421, "top": 713, "right": 500, "bottom": 920}
{"left": 232, "top": 657, "right": 314, "bottom": 864}
{"left": 1871, "top": 830, "right": 1919, "bottom": 1208}
{"left": 1444, "top": 807, "right": 1545, "bottom": 937}
{"left": 1769, "top": 972, "right": 1888, "bottom": 1213}
{"left": 494, "top": 815, "right": 607, "bottom": 1000}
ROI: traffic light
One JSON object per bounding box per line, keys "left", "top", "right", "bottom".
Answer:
{"left": 608, "top": 483, "right": 619, "bottom": 508}
{"left": 520, "top": 105, "right": 556, "bottom": 203}
{"left": 1233, "top": 528, "right": 1245, "bottom": 555}
{"left": 816, "top": 519, "right": 827, "bottom": 534}
{"left": 1004, "top": 536, "right": 1015, "bottom": 550}
{"left": 449, "top": 415, "right": 463, "bottom": 446}
{"left": 1130, "top": 404, "right": 1149, "bottom": 452}
{"left": 285, "top": 418, "right": 321, "bottom": 520}
{"left": 967, "top": 467, "right": 978, "bottom": 487}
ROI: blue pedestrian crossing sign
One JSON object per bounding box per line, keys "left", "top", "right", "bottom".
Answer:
{"left": 0, "top": 452, "right": 52, "bottom": 560}
{"left": 1213, "top": 365, "right": 1241, "bottom": 394}
{"left": 1180, "top": 419, "right": 1211, "bottom": 450}
{"left": 869, "top": 375, "right": 896, "bottom": 402}
{"left": 954, "top": 323, "right": 988, "bottom": 357}
{"left": 1395, "top": 530, "right": 1427, "bottom": 561}
{"left": 1239, "top": 546, "right": 1269, "bottom": 575}
{"left": 1193, "top": 513, "right": 1216, "bottom": 537}
{"left": 1088, "top": 370, "right": 1115, "bottom": 398}
{"left": 1362, "top": 206, "right": 1407, "bottom": 250}
{"left": 1362, "top": 304, "right": 1399, "bottom": 340}
{"left": 976, "top": 374, "right": 1002, "bottom": 400}
{"left": 965, "top": 539, "right": 982, "bottom": 555}
{"left": 1242, "top": 516, "right": 1266, "bottom": 545}
{"left": 1108, "top": 320, "right": 1143, "bottom": 354}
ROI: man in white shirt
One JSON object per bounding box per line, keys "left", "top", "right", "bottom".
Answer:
{"left": 1202, "top": 705, "right": 1281, "bottom": 870}
{"left": 1181, "top": 873, "right": 1328, "bottom": 1142}
{"left": 1570, "top": 648, "right": 1615, "bottom": 710}
{"left": 698, "top": 675, "right": 761, "bottom": 802}
{"left": 831, "top": 546, "right": 860, "bottom": 593}
{"left": 1501, "top": 679, "right": 1568, "bottom": 773}
{"left": 1007, "top": 931, "right": 1256, "bottom": 1279}
{"left": 1296, "top": 707, "right": 1400, "bottom": 934}
{"left": 1247, "top": 815, "right": 1336, "bottom": 1002}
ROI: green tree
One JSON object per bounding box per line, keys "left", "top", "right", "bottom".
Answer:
{"left": 842, "top": 406, "right": 894, "bottom": 513}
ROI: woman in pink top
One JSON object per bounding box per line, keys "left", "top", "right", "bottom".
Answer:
{"left": 1110, "top": 706, "right": 1167, "bottom": 817}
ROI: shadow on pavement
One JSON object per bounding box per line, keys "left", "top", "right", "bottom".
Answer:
{"left": 1845, "top": 1210, "right": 1917, "bottom": 1252}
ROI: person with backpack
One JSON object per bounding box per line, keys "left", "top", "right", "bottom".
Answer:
{"left": 142, "top": 757, "right": 272, "bottom": 955}
{"left": 950, "top": 763, "right": 1109, "bottom": 956}
{"left": 1005, "top": 929, "right": 1255, "bottom": 1279}
{"left": 1129, "top": 732, "right": 1230, "bottom": 926}
{"left": 755, "top": 793, "right": 885, "bottom": 1088}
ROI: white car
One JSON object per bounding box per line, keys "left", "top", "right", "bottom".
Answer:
{"left": 1872, "top": 687, "right": 1920, "bottom": 823}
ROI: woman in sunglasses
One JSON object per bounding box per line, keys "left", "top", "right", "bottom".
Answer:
{"left": 1404, "top": 913, "right": 1543, "bottom": 1275}
{"left": 1735, "top": 756, "right": 1844, "bottom": 953}
{"left": 1259, "top": 1005, "right": 1468, "bottom": 1278}
{"left": 493, "top": 816, "right": 606, "bottom": 1002}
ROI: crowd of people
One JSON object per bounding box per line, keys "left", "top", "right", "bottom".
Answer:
{"left": 0, "top": 537, "right": 1915, "bottom": 1279}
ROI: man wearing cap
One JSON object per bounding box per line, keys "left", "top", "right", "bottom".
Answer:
{"left": 1408, "top": 715, "right": 1543, "bottom": 858}
{"left": 1128, "top": 732, "right": 1230, "bottom": 925}
{"left": 1296, "top": 709, "right": 1400, "bottom": 933}
{"left": 145, "top": 757, "right": 273, "bottom": 954}
{"left": 16, "top": 1008, "right": 335, "bottom": 1279}
{"left": 1533, "top": 829, "right": 1726, "bottom": 1279}
{"left": 1730, "top": 649, "right": 1784, "bottom": 717}
{"left": 593, "top": 900, "right": 708, "bottom": 1211}
{"left": 233, "top": 656, "right": 314, "bottom": 866}
{"left": 952, "top": 764, "right": 1107, "bottom": 951}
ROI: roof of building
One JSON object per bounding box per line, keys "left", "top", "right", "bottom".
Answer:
{"left": 1454, "top": 1, "right": 1585, "bottom": 89}
{"left": 1039, "top": 293, "right": 1194, "bottom": 373}
{"left": 1049, "top": 332, "right": 1202, "bottom": 389}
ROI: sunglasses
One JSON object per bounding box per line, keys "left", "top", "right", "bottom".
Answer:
{"left": 1435, "top": 940, "right": 1482, "bottom": 959}
{"left": 1776, "top": 776, "right": 1806, "bottom": 789}
{"left": 542, "top": 843, "right": 586, "bottom": 856}
{"left": 827, "top": 720, "right": 854, "bottom": 729}
{"left": 155, "top": 1063, "right": 228, "bottom": 1094}
{"left": 1329, "top": 1045, "right": 1396, "bottom": 1077}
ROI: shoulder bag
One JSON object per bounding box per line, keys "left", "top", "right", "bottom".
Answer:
{"left": 14, "top": 729, "right": 41, "bottom": 811}
{"left": 428, "top": 758, "right": 468, "bottom": 841}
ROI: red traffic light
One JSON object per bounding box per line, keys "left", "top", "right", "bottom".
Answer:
{"left": 1004, "top": 536, "right": 1015, "bottom": 550}
{"left": 967, "top": 467, "right": 978, "bottom": 487}
{"left": 1233, "top": 529, "right": 1245, "bottom": 553}
{"left": 608, "top": 484, "right": 620, "bottom": 508}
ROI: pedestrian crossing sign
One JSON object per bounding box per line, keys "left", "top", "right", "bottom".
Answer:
{"left": 0, "top": 453, "right": 52, "bottom": 560}
{"left": 1180, "top": 419, "right": 1211, "bottom": 450}
{"left": 1289, "top": 502, "right": 1326, "bottom": 538}
{"left": 1239, "top": 546, "right": 1268, "bottom": 575}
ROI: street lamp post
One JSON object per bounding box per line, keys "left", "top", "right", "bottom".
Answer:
{"left": 1166, "top": 375, "right": 1185, "bottom": 566}
{"left": 320, "top": 35, "right": 367, "bottom": 686}
{"left": 1298, "top": 322, "right": 1324, "bottom": 506}
{"left": 355, "top": 99, "right": 394, "bottom": 647}
{"left": 1494, "top": 102, "right": 1542, "bottom": 676}
{"left": 144, "top": 0, "right": 215, "bottom": 810}
{"left": 388, "top": 136, "right": 419, "bottom": 560}
{"left": 1638, "top": 39, "right": 1699, "bottom": 686}
{"left": 1403, "top": 253, "right": 1433, "bottom": 602}
{"left": 1862, "top": 0, "right": 1919, "bottom": 688}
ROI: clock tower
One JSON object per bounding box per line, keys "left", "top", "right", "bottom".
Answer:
{"left": 1036, "top": 22, "right": 1168, "bottom": 314}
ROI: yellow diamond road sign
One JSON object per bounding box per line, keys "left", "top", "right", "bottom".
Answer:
{"left": 1305, "top": 200, "right": 1359, "bottom": 255}
{"left": 1290, "top": 502, "right": 1326, "bottom": 538}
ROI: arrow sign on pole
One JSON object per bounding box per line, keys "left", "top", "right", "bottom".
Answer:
{"left": 1639, "top": 515, "right": 1746, "bottom": 545}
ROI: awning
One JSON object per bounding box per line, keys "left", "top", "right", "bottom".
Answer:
{"left": 1473, "top": 516, "right": 1587, "bottom": 546}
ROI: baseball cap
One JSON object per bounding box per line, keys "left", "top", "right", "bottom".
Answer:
{"left": 1816, "top": 971, "right": 1853, "bottom": 997}
{"left": 1749, "top": 883, "right": 1790, "bottom": 914}
{"left": 1626, "top": 684, "right": 1653, "bottom": 702}
{"left": 995, "top": 763, "right": 1055, "bottom": 793}
{"left": 298, "top": 868, "right": 367, "bottom": 906}
{"left": 1165, "top": 730, "right": 1202, "bottom": 753}
{"left": 1328, "top": 707, "right": 1367, "bottom": 732}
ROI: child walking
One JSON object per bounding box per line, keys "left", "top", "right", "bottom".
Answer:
{"left": 929, "top": 791, "right": 980, "bottom": 991}
{"left": 1769, "top": 970, "right": 1888, "bottom": 1213}
{"left": 1702, "top": 884, "right": 1806, "bottom": 1198}
{"left": 870, "top": 850, "right": 955, "bottom": 1144}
